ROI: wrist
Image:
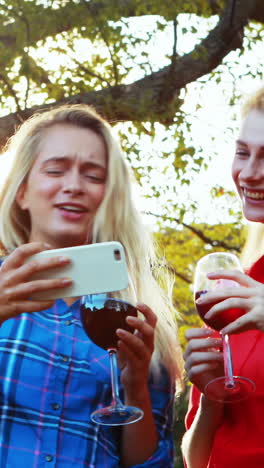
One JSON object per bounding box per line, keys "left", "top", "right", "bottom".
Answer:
{"left": 200, "top": 394, "right": 223, "bottom": 408}
{"left": 199, "top": 394, "right": 224, "bottom": 429}
{"left": 124, "top": 382, "right": 149, "bottom": 405}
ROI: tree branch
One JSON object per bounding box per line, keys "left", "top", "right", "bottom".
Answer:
{"left": 0, "top": 0, "right": 263, "bottom": 57}
{"left": 167, "top": 264, "right": 192, "bottom": 284}
{"left": 146, "top": 211, "right": 241, "bottom": 253}
{"left": 0, "top": 0, "right": 258, "bottom": 150}
{"left": 0, "top": 74, "right": 22, "bottom": 113}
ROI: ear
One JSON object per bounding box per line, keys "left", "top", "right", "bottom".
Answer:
{"left": 16, "top": 181, "right": 28, "bottom": 210}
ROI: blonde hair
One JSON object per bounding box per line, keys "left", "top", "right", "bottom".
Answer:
{"left": 241, "top": 86, "right": 264, "bottom": 117}
{"left": 240, "top": 222, "right": 264, "bottom": 269}
{"left": 0, "top": 104, "right": 183, "bottom": 389}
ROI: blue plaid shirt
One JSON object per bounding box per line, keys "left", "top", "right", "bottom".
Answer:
{"left": 0, "top": 298, "right": 175, "bottom": 467}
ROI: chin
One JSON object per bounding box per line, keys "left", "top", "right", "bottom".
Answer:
{"left": 52, "top": 232, "right": 88, "bottom": 248}
{"left": 243, "top": 211, "right": 264, "bottom": 223}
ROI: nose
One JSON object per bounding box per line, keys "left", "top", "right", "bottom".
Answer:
{"left": 62, "top": 169, "right": 84, "bottom": 195}
{"left": 239, "top": 155, "right": 264, "bottom": 184}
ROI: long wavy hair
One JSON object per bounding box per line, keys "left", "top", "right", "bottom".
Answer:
{"left": 0, "top": 104, "right": 183, "bottom": 389}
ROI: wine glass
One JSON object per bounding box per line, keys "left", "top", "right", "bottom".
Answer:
{"left": 80, "top": 285, "right": 144, "bottom": 426}
{"left": 194, "top": 252, "right": 255, "bottom": 402}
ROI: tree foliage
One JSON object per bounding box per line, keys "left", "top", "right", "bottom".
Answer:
{"left": 0, "top": 0, "right": 262, "bottom": 226}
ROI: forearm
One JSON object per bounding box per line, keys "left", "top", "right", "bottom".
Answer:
{"left": 182, "top": 395, "right": 223, "bottom": 468}
{"left": 121, "top": 383, "right": 158, "bottom": 467}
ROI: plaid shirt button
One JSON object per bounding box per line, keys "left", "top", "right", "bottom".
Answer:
{"left": 61, "top": 354, "right": 70, "bottom": 362}
{"left": 45, "top": 454, "right": 54, "bottom": 462}
{"left": 51, "top": 403, "right": 60, "bottom": 410}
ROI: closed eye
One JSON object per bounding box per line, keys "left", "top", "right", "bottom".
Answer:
{"left": 84, "top": 173, "right": 106, "bottom": 183}
{"left": 45, "top": 169, "right": 64, "bottom": 175}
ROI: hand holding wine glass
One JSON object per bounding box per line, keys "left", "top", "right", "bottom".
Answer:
{"left": 80, "top": 283, "right": 156, "bottom": 425}
{"left": 184, "top": 326, "right": 224, "bottom": 396}
{"left": 116, "top": 302, "right": 157, "bottom": 393}
{"left": 202, "top": 269, "right": 264, "bottom": 336}
{"left": 194, "top": 252, "right": 255, "bottom": 402}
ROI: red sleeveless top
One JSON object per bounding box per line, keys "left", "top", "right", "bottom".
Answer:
{"left": 185, "top": 255, "right": 264, "bottom": 467}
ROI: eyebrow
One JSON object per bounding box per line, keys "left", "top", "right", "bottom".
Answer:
{"left": 41, "top": 156, "right": 106, "bottom": 169}
{"left": 235, "top": 140, "right": 247, "bottom": 146}
{"left": 236, "top": 140, "right": 264, "bottom": 151}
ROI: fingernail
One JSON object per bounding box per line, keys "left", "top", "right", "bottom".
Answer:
{"left": 59, "top": 256, "right": 70, "bottom": 263}
{"left": 61, "top": 278, "right": 72, "bottom": 284}
{"left": 126, "top": 316, "right": 136, "bottom": 323}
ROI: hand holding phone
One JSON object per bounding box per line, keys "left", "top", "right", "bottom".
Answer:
{"left": 27, "top": 241, "right": 129, "bottom": 300}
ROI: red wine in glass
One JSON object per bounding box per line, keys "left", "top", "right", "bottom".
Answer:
{"left": 195, "top": 290, "right": 244, "bottom": 331}
{"left": 80, "top": 299, "right": 137, "bottom": 350}
{"left": 194, "top": 252, "right": 255, "bottom": 402}
{"left": 80, "top": 294, "right": 144, "bottom": 425}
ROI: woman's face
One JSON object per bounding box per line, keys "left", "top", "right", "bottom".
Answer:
{"left": 232, "top": 109, "right": 264, "bottom": 222}
{"left": 16, "top": 123, "right": 107, "bottom": 248}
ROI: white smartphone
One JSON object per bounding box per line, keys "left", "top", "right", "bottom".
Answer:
{"left": 27, "top": 241, "right": 129, "bottom": 300}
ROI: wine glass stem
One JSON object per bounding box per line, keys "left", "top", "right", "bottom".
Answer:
{"left": 222, "top": 333, "right": 235, "bottom": 388}
{"left": 108, "top": 349, "right": 123, "bottom": 407}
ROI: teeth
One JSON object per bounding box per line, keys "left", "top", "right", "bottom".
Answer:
{"left": 244, "top": 189, "right": 264, "bottom": 200}
{"left": 60, "top": 206, "right": 84, "bottom": 212}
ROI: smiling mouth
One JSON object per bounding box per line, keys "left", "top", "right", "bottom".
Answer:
{"left": 243, "top": 189, "right": 264, "bottom": 200}
{"left": 57, "top": 205, "right": 87, "bottom": 213}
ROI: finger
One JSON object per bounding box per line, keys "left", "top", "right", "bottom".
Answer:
{"left": 126, "top": 315, "right": 155, "bottom": 349}
{"left": 1, "top": 243, "right": 51, "bottom": 271}
{"left": 117, "top": 339, "right": 138, "bottom": 364}
{"left": 5, "top": 255, "right": 71, "bottom": 287}
{"left": 116, "top": 346, "right": 126, "bottom": 368}
{"left": 116, "top": 328, "right": 152, "bottom": 361}
{"left": 5, "top": 277, "right": 72, "bottom": 300}
{"left": 117, "top": 339, "right": 151, "bottom": 373}
{"left": 185, "top": 328, "right": 216, "bottom": 340}
{"left": 136, "top": 303, "right": 157, "bottom": 329}
{"left": 183, "top": 338, "right": 222, "bottom": 359}
{"left": 207, "top": 270, "right": 258, "bottom": 288}
{"left": 204, "top": 297, "right": 250, "bottom": 321}
{"left": 187, "top": 362, "right": 221, "bottom": 381}
{"left": 196, "top": 287, "right": 255, "bottom": 306}
{"left": 1, "top": 299, "right": 55, "bottom": 320}
{"left": 220, "top": 313, "right": 257, "bottom": 335}
{"left": 185, "top": 351, "right": 223, "bottom": 371}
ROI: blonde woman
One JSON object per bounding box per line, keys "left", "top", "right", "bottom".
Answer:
{"left": 182, "top": 86, "right": 264, "bottom": 468}
{"left": 0, "top": 104, "right": 183, "bottom": 467}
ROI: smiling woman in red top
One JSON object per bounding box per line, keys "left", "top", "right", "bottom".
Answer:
{"left": 182, "top": 87, "right": 264, "bottom": 468}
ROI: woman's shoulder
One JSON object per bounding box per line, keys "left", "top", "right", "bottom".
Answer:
{"left": 247, "top": 255, "right": 264, "bottom": 282}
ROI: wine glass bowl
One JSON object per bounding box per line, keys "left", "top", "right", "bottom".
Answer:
{"left": 80, "top": 293, "right": 144, "bottom": 425}
{"left": 195, "top": 289, "right": 244, "bottom": 331}
{"left": 194, "top": 252, "right": 255, "bottom": 403}
{"left": 80, "top": 296, "right": 137, "bottom": 350}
